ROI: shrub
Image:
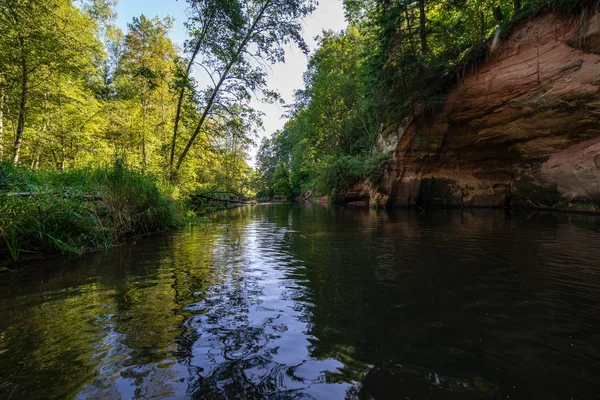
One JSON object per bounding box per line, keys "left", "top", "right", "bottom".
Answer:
{"left": 364, "top": 151, "right": 392, "bottom": 188}
{"left": 272, "top": 163, "right": 293, "bottom": 198}
{"left": 0, "top": 161, "right": 184, "bottom": 262}
{"left": 314, "top": 155, "right": 366, "bottom": 195}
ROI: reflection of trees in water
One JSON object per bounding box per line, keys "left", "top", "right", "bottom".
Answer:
{"left": 80, "top": 227, "right": 228, "bottom": 399}
{"left": 0, "top": 227, "right": 225, "bottom": 399}
{"left": 0, "top": 280, "right": 112, "bottom": 399}
{"left": 2, "top": 206, "right": 600, "bottom": 399}
{"left": 282, "top": 207, "right": 600, "bottom": 399}
{"left": 185, "top": 205, "right": 355, "bottom": 398}
{"left": 0, "top": 241, "right": 164, "bottom": 399}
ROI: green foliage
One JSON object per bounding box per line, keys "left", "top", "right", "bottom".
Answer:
{"left": 315, "top": 155, "right": 365, "bottom": 194}
{"left": 170, "top": 0, "right": 315, "bottom": 173}
{"left": 256, "top": 28, "right": 375, "bottom": 197}
{"left": 311, "top": 151, "right": 389, "bottom": 195}
{"left": 0, "top": 161, "right": 183, "bottom": 261}
{"left": 272, "top": 163, "right": 293, "bottom": 198}
{"left": 365, "top": 0, "right": 597, "bottom": 121}
{"left": 523, "top": 0, "right": 598, "bottom": 14}
{"left": 0, "top": 0, "right": 262, "bottom": 203}
{"left": 255, "top": 0, "right": 592, "bottom": 198}
{"left": 4, "top": 229, "right": 20, "bottom": 262}
{"left": 0, "top": 0, "right": 322, "bottom": 261}
{"left": 364, "top": 151, "right": 392, "bottom": 187}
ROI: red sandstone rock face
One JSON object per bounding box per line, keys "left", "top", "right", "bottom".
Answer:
{"left": 372, "top": 13, "right": 600, "bottom": 210}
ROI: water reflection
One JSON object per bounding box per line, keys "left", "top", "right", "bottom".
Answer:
{"left": 1, "top": 205, "right": 600, "bottom": 399}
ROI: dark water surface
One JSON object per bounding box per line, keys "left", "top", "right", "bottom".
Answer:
{"left": 2, "top": 205, "right": 600, "bottom": 399}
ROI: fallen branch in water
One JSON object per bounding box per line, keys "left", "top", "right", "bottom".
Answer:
{"left": 192, "top": 194, "right": 252, "bottom": 204}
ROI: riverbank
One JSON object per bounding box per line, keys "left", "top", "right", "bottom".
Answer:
{"left": 2, "top": 205, "right": 600, "bottom": 399}
{"left": 1, "top": 161, "right": 187, "bottom": 266}
{"left": 314, "top": 195, "right": 600, "bottom": 215}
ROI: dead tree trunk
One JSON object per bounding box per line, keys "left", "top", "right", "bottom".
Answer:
{"left": 13, "top": 34, "right": 28, "bottom": 165}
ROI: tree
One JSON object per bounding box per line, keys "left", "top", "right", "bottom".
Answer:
{"left": 0, "top": 0, "right": 276, "bottom": 196}
{"left": 0, "top": 82, "right": 4, "bottom": 158}
{"left": 0, "top": 0, "right": 100, "bottom": 165}
{"left": 272, "top": 163, "right": 292, "bottom": 197}
{"left": 170, "top": 0, "right": 244, "bottom": 170}
{"left": 256, "top": 134, "right": 280, "bottom": 191}
{"left": 254, "top": 0, "right": 537, "bottom": 197}
{"left": 255, "top": 28, "right": 373, "bottom": 195}
{"left": 83, "top": 0, "right": 122, "bottom": 101}
{"left": 114, "top": 15, "right": 178, "bottom": 169}
{"left": 169, "top": 0, "right": 315, "bottom": 177}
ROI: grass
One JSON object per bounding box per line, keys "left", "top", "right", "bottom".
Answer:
{"left": 0, "top": 160, "right": 188, "bottom": 263}
{"left": 554, "top": 199, "right": 599, "bottom": 212}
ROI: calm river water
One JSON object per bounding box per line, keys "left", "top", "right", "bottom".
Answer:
{"left": 1, "top": 204, "right": 600, "bottom": 399}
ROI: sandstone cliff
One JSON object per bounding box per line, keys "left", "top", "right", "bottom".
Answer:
{"left": 356, "top": 12, "right": 600, "bottom": 211}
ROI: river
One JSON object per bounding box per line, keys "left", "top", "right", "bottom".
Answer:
{"left": 1, "top": 204, "right": 600, "bottom": 399}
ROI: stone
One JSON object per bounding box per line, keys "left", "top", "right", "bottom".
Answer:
{"left": 364, "top": 13, "right": 600, "bottom": 212}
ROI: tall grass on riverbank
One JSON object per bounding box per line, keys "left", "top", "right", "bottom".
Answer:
{"left": 1, "top": 161, "right": 184, "bottom": 262}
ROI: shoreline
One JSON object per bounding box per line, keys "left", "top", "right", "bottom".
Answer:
{"left": 4, "top": 202, "right": 598, "bottom": 270}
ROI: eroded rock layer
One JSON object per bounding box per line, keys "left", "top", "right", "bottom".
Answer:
{"left": 364, "top": 13, "right": 600, "bottom": 210}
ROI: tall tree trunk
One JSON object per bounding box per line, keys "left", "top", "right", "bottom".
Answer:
{"left": 173, "top": 67, "right": 230, "bottom": 176}
{"left": 173, "top": 1, "right": 272, "bottom": 176}
{"left": 34, "top": 93, "right": 49, "bottom": 169}
{"left": 160, "top": 87, "right": 166, "bottom": 140}
{"left": 493, "top": 6, "right": 503, "bottom": 24}
{"left": 418, "top": 0, "right": 428, "bottom": 55}
{"left": 141, "top": 98, "right": 147, "bottom": 168}
{"left": 14, "top": 35, "right": 28, "bottom": 165}
{"left": 169, "top": 12, "right": 215, "bottom": 172}
{"left": 170, "top": 38, "right": 203, "bottom": 170}
{"left": 404, "top": 5, "right": 416, "bottom": 53}
{"left": 480, "top": 11, "right": 485, "bottom": 38}
{"left": 60, "top": 140, "right": 65, "bottom": 171}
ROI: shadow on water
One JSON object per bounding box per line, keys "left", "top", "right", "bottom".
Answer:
{"left": 1, "top": 204, "right": 600, "bottom": 399}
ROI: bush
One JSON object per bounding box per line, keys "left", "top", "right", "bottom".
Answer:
{"left": 256, "top": 188, "right": 274, "bottom": 198}
{"left": 0, "top": 161, "right": 184, "bottom": 262}
{"left": 364, "top": 151, "right": 392, "bottom": 187}
{"left": 272, "top": 163, "right": 293, "bottom": 198}
{"left": 315, "top": 155, "right": 365, "bottom": 194}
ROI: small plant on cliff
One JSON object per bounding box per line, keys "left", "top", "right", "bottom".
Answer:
{"left": 364, "top": 151, "right": 392, "bottom": 188}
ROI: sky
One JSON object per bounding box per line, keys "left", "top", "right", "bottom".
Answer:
{"left": 114, "top": 0, "right": 348, "bottom": 164}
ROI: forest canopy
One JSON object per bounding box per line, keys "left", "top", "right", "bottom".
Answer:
{"left": 0, "top": 0, "right": 314, "bottom": 197}
{"left": 255, "top": 0, "right": 593, "bottom": 198}
{"left": 0, "top": 0, "right": 592, "bottom": 199}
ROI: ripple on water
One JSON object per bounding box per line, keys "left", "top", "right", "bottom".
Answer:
{"left": 1, "top": 207, "right": 600, "bottom": 399}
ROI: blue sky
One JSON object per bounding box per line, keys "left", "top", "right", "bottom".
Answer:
{"left": 113, "top": 0, "right": 347, "bottom": 163}
{"left": 115, "top": 0, "right": 188, "bottom": 44}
